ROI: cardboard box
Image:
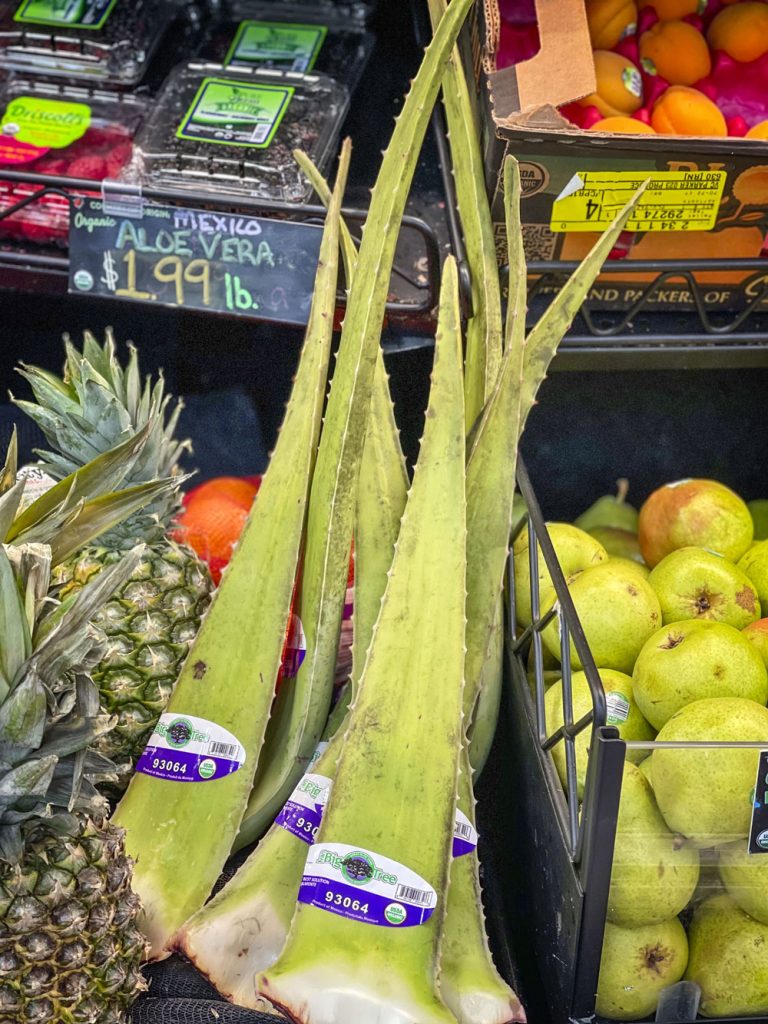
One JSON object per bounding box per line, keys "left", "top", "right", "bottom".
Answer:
{"left": 466, "top": 0, "right": 768, "bottom": 310}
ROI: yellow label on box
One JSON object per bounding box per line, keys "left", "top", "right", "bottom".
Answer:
{"left": 550, "top": 170, "right": 727, "bottom": 233}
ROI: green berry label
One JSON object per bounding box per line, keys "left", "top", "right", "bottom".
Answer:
{"left": 225, "top": 20, "right": 327, "bottom": 72}
{"left": 176, "top": 77, "right": 294, "bottom": 149}
{"left": 13, "top": 0, "right": 117, "bottom": 29}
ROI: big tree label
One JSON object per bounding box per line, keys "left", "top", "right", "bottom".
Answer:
{"left": 68, "top": 197, "right": 323, "bottom": 325}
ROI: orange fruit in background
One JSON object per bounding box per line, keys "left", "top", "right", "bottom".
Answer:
{"left": 586, "top": 0, "right": 638, "bottom": 49}
{"left": 579, "top": 51, "right": 644, "bottom": 117}
{"left": 589, "top": 115, "right": 656, "bottom": 133}
{"left": 651, "top": 85, "right": 727, "bottom": 136}
{"left": 638, "top": 0, "right": 702, "bottom": 20}
{"left": 639, "top": 20, "right": 711, "bottom": 85}
{"left": 746, "top": 121, "right": 768, "bottom": 140}
{"left": 707, "top": 3, "right": 768, "bottom": 62}
{"left": 174, "top": 475, "right": 260, "bottom": 584}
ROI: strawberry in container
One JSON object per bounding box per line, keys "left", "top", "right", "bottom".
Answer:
{"left": 0, "top": 79, "right": 146, "bottom": 246}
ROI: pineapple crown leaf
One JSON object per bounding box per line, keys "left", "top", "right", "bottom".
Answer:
{"left": 14, "top": 332, "right": 192, "bottom": 543}
{"left": 0, "top": 428, "right": 17, "bottom": 494}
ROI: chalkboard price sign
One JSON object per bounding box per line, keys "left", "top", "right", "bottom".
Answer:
{"left": 68, "top": 197, "right": 323, "bottom": 326}
{"left": 749, "top": 750, "right": 768, "bottom": 855}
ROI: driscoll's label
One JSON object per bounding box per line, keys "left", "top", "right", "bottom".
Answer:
{"left": 299, "top": 842, "right": 437, "bottom": 927}
{"left": 176, "top": 78, "right": 294, "bottom": 149}
{"left": 136, "top": 713, "right": 246, "bottom": 783}
{"left": 0, "top": 96, "right": 91, "bottom": 165}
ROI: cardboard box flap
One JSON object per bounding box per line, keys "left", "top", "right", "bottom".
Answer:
{"left": 485, "top": 0, "right": 596, "bottom": 125}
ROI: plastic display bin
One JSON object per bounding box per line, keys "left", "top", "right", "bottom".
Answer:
{"left": 134, "top": 60, "right": 349, "bottom": 204}
{"left": 0, "top": 0, "right": 176, "bottom": 85}
{"left": 200, "top": 2, "right": 373, "bottom": 94}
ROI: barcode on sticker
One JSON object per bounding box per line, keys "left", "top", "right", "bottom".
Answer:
{"left": 251, "top": 125, "right": 270, "bottom": 143}
{"left": 394, "top": 884, "right": 433, "bottom": 906}
{"left": 209, "top": 741, "right": 239, "bottom": 757}
{"left": 606, "top": 692, "right": 631, "bottom": 725}
{"left": 454, "top": 822, "right": 474, "bottom": 840}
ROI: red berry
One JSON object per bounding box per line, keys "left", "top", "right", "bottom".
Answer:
{"left": 35, "top": 158, "right": 69, "bottom": 176}
{"left": 66, "top": 156, "right": 108, "bottom": 181}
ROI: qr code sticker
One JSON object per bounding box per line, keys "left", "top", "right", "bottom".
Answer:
{"left": 522, "top": 224, "right": 558, "bottom": 261}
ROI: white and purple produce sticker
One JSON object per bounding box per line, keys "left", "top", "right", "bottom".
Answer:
{"left": 299, "top": 842, "right": 437, "bottom": 927}
{"left": 136, "top": 713, "right": 246, "bottom": 783}
{"left": 275, "top": 771, "right": 331, "bottom": 842}
{"left": 452, "top": 808, "right": 479, "bottom": 857}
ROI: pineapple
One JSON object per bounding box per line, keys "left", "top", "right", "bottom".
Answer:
{"left": 0, "top": 541, "right": 147, "bottom": 1024}
{"left": 14, "top": 332, "right": 213, "bottom": 784}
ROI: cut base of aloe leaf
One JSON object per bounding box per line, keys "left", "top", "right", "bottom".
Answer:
{"left": 261, "top": 962, "right": 456, "bottom": 1024}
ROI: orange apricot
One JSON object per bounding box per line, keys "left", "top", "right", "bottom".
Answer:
{"left": 651, "top": 85, "right": 727, "bottom": 136}
{"left": 638, "top": 0, "right": 702, "bottom": 21}
{"left": 578, "top": 51, "right": 644, "bottom": 116}
{"left": 589, "top": 115, "right": 657, "bottom": 132}
{"left": 586, "top": 0, "right": 638, "bottom": 49}
{"left": 707, "top": 3, "right": 768, "bottom": 62}
{"left": 639, "top": 20, "right": 711, "bottom": 84}
{"left": 746, "top": 120, "right": 768, "bottom": 140}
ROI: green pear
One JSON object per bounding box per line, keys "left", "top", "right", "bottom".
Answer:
{"left": 651, "top": 698, "right": 768, "bottom": 846}
{"left": 576, "top": 478, "right": 639, "bottom": 533}
{"left": 512, "top": 522, "right": 607, "bottom": 627}
{"left": 610, "top": 556, "right": 650, "bottom": 580}
{"left": 748, "top": 499, "right": 768, "bottom": 541}
{"left": 542, "top": 560, "right": 661, "bottom": 673}
{"left": 607, "top": 763, "right": 699, "bottom": 926}
{"left": 743, "top": 618, "right": 768, "bottom": 669}
{"left": 545, "top": 671, "right": 655, "bottom": 799}
{"left": 632, "top": 620, "right": 768, "bottom": 730}
{"left": 685, "top": 893, "right": 768, "bottom": 1017}
{"left": 718, "top": 842, "right": 768, "bottom": 924}
{"left": 648, "top": 546, "right": 761, "bottom": 629}
{"left": 639, "top": 479, "right": 753, "bottom": 568}
{"left": 639, "top": 755, "right": 654, "bottom": 786}
{"left": 588, "top": 526, "right": 644, "bottom": 563}
{"left": 739, "top": 540, "right": 768, "bottom": 612}
{"left": 596, "top": 918, "right": 688, "bottom": 1021}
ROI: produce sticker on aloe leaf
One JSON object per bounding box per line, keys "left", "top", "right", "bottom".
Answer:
{"left": 299, "top": 843, "right": 438, "bottom": 927}
{"left": 13, "top": 0, "right": 117, "bottom": 28}
{"left": 176, "top": 78, "right": 294, "bottom": 149}
{"left": 136, "top": 713, "right": 246, "bottom": 783}
{"left": 225, "top": 21, "right": 327, "bottom": 72}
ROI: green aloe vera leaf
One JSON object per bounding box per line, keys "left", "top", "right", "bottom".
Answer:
{"left": 5, "top": 422, "right": 151, "bottom": 544}
{"left": 259, "top": 256, "right": 466, "bottom": 1024}
{"left": 235, "top": 0, "right": 471, "bottom": 849}
{"left": 467, "top": 597, "right": 504, "bottom": 774}
{"left": 427, "top": 0, "right": 503, "bottom": 434}
{"left": 441, "top": 743, "right": 525, "bottom": 1024}
{"left": 112, "top": 140, "right": 351, "bottom": 960}
{"left": 464, "top": 161, "right": 643, "bottom": 760}
{"left": 292, "top": 149, "right": 409, "bottom": 740}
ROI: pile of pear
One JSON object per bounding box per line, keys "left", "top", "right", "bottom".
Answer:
{"left": 514, "top": 479, "right": 768, "bottom": 1020}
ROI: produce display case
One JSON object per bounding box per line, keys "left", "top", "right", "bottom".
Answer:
{"left": 482, "top": 409, "right": 768, "bottom": 1023}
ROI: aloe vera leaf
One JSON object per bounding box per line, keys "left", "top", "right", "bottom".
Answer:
{"left": 464, "top": 161, "right": 643, "bottom": 754}
{"left": 427, "top": 0, "right": 503, "bottom": 434}
{"left": 467, "top": 597, "right": 504, "bottom": 774}
{"left": 441, "top": 743, "right": 526, "bottom": 1024}
{"left": 112, "top": 140, "right": 351, "bottom": 960}
{"left": 292, "top": 149, "right": 409, "bottom": 739}
{"left": 259, "top": 256, "right": 466, "bottom": 1024}
{"left": 235, "top": 0, "right": 471, "bottom": 849}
